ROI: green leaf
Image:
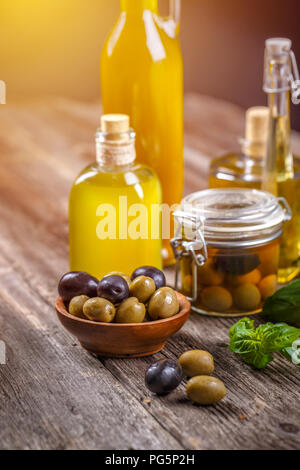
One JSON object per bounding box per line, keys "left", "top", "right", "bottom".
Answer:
{"left": 262, "top": 279, "right": 300, "bottom": 323}
{"left": 242, "top": 351, "right": 274, "bottom": 369}
{"left": 228, "top": 317, "right": 300, "bottom": 370}
{"left": 262, "top": 323, "right": 300, "bottom": 351}
{"left": 229, "top": 317, "right": 255, "bottom": 339}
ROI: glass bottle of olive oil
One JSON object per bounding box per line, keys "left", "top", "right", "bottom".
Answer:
{"left": 69, "top": 114, "right": 162, "bottom": 279}
{"left": 209, "top": 106, "right": 270, "bottom": 190}
{"left": 262, "top": 38, "right": 299, "bottom": 282}
{"left": 101, "top": 0, "right": 184, "bottom": 267}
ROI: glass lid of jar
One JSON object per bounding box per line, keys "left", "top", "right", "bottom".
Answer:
{"left": 178, "top": 188, "right": 291, "bottom": 234}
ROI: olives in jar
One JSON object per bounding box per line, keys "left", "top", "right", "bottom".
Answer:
{"left": 83, "top": 298, "right": 116, "bottom": 323}
{"left": 68, "top": 295, "right": 89, "bottom": 318}
{"left": 258, "top": 274, "right": 277, "bottom": 300}
{"left": 186, "top": 376, "right": 227, "bottom": 405}
{"left": 197, "top": 260, "right": 224, "bottom": 286}
{"left": 214, "top": 253, "right": 261, "bottom": 276}
{"left": 201, "top": 286, "right": 233, "bottom": 313}
{"left": 145, "top": 359, "right": 183, "bottom": 395}
{"left": 129, "top": 276, "right": 156, "bottom": 303}
{"left": 116, "top": 297, "right": 146, "bottom": 324}
{"left": 148, "top": 287, "right": 179, "bottom": 320}
{"left": 97, "top": 275, "right": 129, "bottom": 304}
{"left": 178, "top": 350, "right": 214, "bottom": 377}
{"left": 131, "top": 266, "right": 166, "bottom": 290}
{"left": 232, "top": 283, "right": 261, "bottom": 311}
{"left": 58, "top": 271, "right": 98, "bottom": 302}
{"left": 104, "top": 272, "right": 131, "bottom": 288}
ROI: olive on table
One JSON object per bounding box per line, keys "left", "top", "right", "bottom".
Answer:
{"left": 145, "top": 359, "right": 183, "bottom": 395}
{"left": 115, "top": 297, "right": 146, "bottom": 324}
{"left": 58, "top": 271, "right": 98, "bottom": 302}
{"left": 201, "top": 286, "right": 233, "bottom": 313}
{"left": 68, "top": 295, "right": 90, "bottom": 318}
{"left": 83, "top": 298, "right": 116, "bottom": 323}
{"left": 148, "top": 287, "right": 179, "bottom": 320}
{"left": 97, "top": 275, "right": 129, "bottom": 304}
{"left": 129, "top": 276, "right": 156, "bottom": 303}
{"left": 186, "top": 376, "right": 227, "bottom": 405}
{"left": 131, "top": 266, "right": 166, "bottom": 290}
{"left": 258, "top": 274, "right": 277, "bottom": 300}
{"left": 178, "top": 350, "right": 214, "bottom": 377}
{"left": 104, "top": 272, "right": 131, "bottom": 288}
{"left": 233, "top": 283, "right": 261, "bottom": 311}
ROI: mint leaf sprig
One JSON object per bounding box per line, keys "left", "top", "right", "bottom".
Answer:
{"left": 229, "top": 318, "right": 300, "bottom": 369}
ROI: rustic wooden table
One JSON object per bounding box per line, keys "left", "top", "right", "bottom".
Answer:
{"left": 0, "top": 95, "right": 299, "bottom": 450}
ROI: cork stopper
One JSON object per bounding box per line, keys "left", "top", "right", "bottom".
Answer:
{"left": 96, "top": 114, "right": 136, "bottom": 166}
{"left": 101, "top": 114, "right": 130, "bottom": 134}
{"left": 244, "top": 107, "right": 270, "bottom": 158}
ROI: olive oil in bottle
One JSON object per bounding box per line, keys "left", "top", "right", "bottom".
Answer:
{"left": 262, "top": 38, "right": 300, "bottom": 282}
{"left": 69, "top": 114, "right": 162, "bottom": 279}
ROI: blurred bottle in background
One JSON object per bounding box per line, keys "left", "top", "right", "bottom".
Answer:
{"left": 101, "top": 0, "right": 184, "bottom": 266}
{"left": 209, "top": 106, "right": 270, "bottom": 190}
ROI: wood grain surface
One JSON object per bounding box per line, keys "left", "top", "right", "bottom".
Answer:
{"left": 0, "top": 95, "right": 299, "bottom": 450}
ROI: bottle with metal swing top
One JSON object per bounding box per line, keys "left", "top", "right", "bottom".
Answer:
{"left": 69, "top": 114, "right": 162, "bottom": 279}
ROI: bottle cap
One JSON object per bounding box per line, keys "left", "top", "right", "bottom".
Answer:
{"left": 265, "top": 38, "right": 292, "bottom": 55}
{"left": 243, "top": 106, "right": 270, "bottom": 158}
{"left": 101, "top": 114, "right": 130, "bottom": 134}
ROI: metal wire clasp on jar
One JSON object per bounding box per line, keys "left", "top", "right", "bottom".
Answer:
{"left": 171, "top": 189, "right": 291, "bottom": 317}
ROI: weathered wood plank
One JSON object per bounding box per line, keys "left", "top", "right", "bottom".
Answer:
{"left": 0, "top": 252, "right": 183, "bottom": 450}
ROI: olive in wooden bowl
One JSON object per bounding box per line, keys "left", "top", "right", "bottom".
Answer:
{"left": 55, "top": 292, "right": 190, "bottom": 358}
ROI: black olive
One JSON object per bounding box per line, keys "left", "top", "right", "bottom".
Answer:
{"left": 131, "top": 266, "right": 166, "bottom": 290}
{"left": 145, "top": 359, "right": 183, "bottom": 395}
{"left": 58, "top": 271, "right": 98, "bottom": 302}
{"left": 214, "top": 253, "right": 261, "bottom": 276}
{"left": 97, "top": 275, "right": 129, "bottom": 304}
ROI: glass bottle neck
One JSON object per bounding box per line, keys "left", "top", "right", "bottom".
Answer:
{"left": 121, "top": 0, "right": 158, "bottom": 14}
{"left": 95, "top": 130, "right": 136, "bottom": 168}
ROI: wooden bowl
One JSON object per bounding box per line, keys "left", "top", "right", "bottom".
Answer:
{"left": 55, "top": 292, "right": 190, "bottom": 358}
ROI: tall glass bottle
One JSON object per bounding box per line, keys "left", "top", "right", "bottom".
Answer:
{"left": 262, "top": 38, "right": 299, "bottom": 282}
{"left": 101, "top": 0, "right": 184, "bottom": 266}
{"left": 69, "top": 114, "right": 162, "bottom": 279}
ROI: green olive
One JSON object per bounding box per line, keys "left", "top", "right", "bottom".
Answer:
{"left": 233, "top": 283, "right": 261, "bottom": 311}
{"left": 178, "top": 350, "right": 214, "bottom": 377}
{"left": 258, "top": 274, "right": 277, "bottom": 300}
{"left": 129, "top": 276, "right": 156, "bottom": 303}
{"left": 104, "top": 272, "right": 131, "bottom": 287}
{"left": 186, "top": 376, "right": 227, "bottom": 405}
{"left": 197, "top": 260, "right": 224, "bottom": 286}
{"left": 115, "top": 297, "right": 146, "bottom": 324}
{"left": 201, "top": 286, "right": 233, "bottom": 313}
{"left": 148, "top": 287, "right": 179, "bottom": 320}
{"left": 69, "top": 295, "right": 90, "bottom": 318}
{"left": 83, "top": 297, "right": 116, "bottom": 323}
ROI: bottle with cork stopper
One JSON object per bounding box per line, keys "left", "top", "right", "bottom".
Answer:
{"left": 69, "top": 114, "right": 162, "bottom": 280}
{"left": 209, "top": 106, "right": 270, "bottom": 189}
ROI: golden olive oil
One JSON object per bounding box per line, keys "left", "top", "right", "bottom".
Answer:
{"left": 69, "top": 115, "right": 162, "bottom": 279}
